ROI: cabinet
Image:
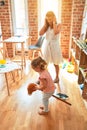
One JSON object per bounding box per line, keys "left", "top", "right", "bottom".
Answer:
{"left": 70, "top": 37, "right": 87, "bottom": 101}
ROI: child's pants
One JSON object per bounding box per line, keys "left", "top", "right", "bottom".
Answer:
{"left": 42, "top": 91, "right": 54, "bottom": 112}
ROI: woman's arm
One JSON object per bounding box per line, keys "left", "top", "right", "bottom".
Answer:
{"left": 39, "top": 19, "right": 49, "bottom": 36}
{"left": 39, "top": 25, "right": 48, "bottom": 36}
{"left": 53, "top": 16, "right": 61, "bottom": 35}
{"left": 53, "top": 23, "right": 62, "bottom": 35}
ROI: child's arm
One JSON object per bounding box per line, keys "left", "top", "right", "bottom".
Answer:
{"left": 35, "top": 78, "right": 47, "bottom": 91}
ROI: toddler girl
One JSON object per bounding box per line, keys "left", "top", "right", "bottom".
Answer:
{"left": 31, "top": 57, "right": 56, "bottom": 115}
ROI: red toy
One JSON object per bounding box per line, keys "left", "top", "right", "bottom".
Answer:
{"left": 27, "top": 83, "right": 36, "bottom": 95}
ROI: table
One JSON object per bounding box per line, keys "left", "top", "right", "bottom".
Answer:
{"left": 1, "top": 35, "right": 31, "bottom": 70}
{"left": 0, "top": 61, "right": 21, "bottom": 95}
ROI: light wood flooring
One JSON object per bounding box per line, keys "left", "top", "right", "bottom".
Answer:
{"left": 0, "top": 60, "right": 87, "bottom": 130}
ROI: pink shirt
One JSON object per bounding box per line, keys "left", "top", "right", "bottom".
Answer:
{"left": 39, "top": 70, "right": 56, "bottom": 93}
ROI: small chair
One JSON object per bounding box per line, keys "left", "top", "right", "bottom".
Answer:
{"left": 28, "top": 36, "right": 45, "bottom": 59}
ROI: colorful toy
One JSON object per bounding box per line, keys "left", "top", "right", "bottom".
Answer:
{"left": 27, "top": 83, "right": 37, "bottom": 95}
{"left": 0, "top": 59, "right": 6, "bottom": 68}
{"left": 0, "top": 59, "right": 6, "bottom": 65}
{"left": 67, "top": 64, "right": 74, "bottom": 73}
{"left": 62, "top": 62, "right": 67, "bottom": 69}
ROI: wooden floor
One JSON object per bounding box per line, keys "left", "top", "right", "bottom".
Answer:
{"left": 0, "top": 60, "right": 87, "bottom": 130}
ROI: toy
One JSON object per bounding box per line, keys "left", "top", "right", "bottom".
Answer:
{"left": 56, "top": 93, "right": 69, "bottom": 99}
{"left": 52, "top": 94, "right": 71, "bottom": 106}
{"left": 27, "top": 83, "right": 37, "bottom": 95}
{"left": 0, "top": 59, "right": 6, "bottom": 65}
{"left": 62, "top": 62, "right": 67, "bottom": 69}
{"left": 0, "top": 59, "right": 6, "bottom": 68}
{"left": 67, "top": 64, "right": 74, "bottom": 73}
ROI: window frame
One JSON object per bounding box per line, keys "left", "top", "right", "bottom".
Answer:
{"left": 10, "top": 0, "right": 29, "bottom": 36}
{"left": 38, "top": 0, "right": 61, "bottom": 31}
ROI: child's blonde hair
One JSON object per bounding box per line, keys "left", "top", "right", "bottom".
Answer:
{"left": 31, "top": 57, "right": 47, "bottom": 70}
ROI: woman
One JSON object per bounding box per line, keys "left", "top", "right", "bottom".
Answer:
{"left": 39, "top": 11, "right": 63, "bottom": 83}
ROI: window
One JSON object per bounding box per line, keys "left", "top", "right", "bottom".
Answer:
{"left": 11, "top": 0, "right": 28, "bottom": 36}
{"left": 81, "top": 0, "right": 87, "bottom": 40}
{"left": 0, "top": 22, "right": 2, "bottom": 46}
{"left": 38, "top": 0, "right": 61, "bottom": 31}
{"left": 0, "top": 21, "right": 3, "bottom": 58}
{"left": 0, "top": 22, "right": 1, "bottom": 35}
{"left": 11, "top": 0, "right": 28, "bottom": 50}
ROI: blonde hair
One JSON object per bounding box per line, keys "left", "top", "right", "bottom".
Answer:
{"left": 45, "top": 11, "right": 56, "bottom": 28}
{"left": 31, "top": 57, "right": 47, "bottom": 70}
{"left": 46, "top": 11, "right": 56, "bottom": 18}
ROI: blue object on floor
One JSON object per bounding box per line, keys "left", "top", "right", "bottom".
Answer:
{"left": 56, "top": 93, "right": 69, "bottom": 100}
{"left": 79, "top": 84, "right": 84, "bottom": 90}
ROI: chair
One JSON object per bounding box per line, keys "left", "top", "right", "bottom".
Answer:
{"left": 28, "top": 36, "right": 45, "bottom": 59}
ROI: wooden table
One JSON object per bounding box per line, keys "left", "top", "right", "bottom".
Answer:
{"left": 0, "top": 61, "right": 21, "bottom": 95}
{"left": 1, "top": 35, "right": 31, "bottom": 70}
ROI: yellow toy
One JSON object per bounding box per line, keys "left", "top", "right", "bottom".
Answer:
{"left": 67, "top": 64, "right": 74, "bottom": 73}
{"left": 0, "top": 59, "right": 6, "bottom": 65}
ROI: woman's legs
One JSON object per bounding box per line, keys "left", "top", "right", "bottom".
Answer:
{"left": 54, "top": 64, "right": 59, "bottom": 83}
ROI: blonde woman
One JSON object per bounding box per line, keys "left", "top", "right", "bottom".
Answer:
{"left": 39, "top": 11, "right": 63, "bottom": 83}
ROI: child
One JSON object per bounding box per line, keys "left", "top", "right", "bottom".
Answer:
{"left": 31, "top": 57, "right": 56, "bottom": 115}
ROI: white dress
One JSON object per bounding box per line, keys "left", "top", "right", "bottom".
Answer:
{"left": 41, "top": 27, "right": 63, "bottom": 65}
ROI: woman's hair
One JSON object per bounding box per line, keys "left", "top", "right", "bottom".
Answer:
{"left": 31, "top": 57, "right": 47, "bottom": 70}
{"left": 46, "top": 11, "right": 56, "bottom": 18}
{"left": 45, "top": 11, "right": 56, "bottom": 28}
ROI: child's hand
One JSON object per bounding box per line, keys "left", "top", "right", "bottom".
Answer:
{"left": 34, "top": 84, "right": 42, "bottom": 91}
{"left": 35, "top": 84, "right": 39, "bottom": 90}
{"left": 32, "top": 85, "right": 37, "bottom": 91}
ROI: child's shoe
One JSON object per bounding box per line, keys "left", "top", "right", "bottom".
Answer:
{"left": 38, "top": 109, "right": 49, "bottom": 115}
{"left": 39, "top": 106, "right": 44, "bottom": 110}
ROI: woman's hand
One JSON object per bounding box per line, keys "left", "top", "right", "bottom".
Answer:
{"left": 39, "top": 19, "right": 49, "bottom": 35}
{"left": 44, "top": 18, "right": 49, "bottom": 27}
{"left": 53, "top": 23, "right": 61, "bottom": 35}
{"left": 53, "top": 16, "right": 57, "bottom": 24}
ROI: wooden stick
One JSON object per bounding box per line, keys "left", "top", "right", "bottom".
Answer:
{"left": 52, "top": 94, "right": 72, "bottom": 106}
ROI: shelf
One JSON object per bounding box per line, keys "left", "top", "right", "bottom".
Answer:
{"left": 83, "top": 49, "right": 87, "bottom": 55}
{"left": 71, "top": 49, "right": 75, "bottom": 58}
{"left": 75, "top": 59, "right": 79, "bottom": 65}
{"left": 71, "top": 37, "right": 87, "bottom": 101}
{"left": 79, "top": 68, "right": 87, "bottom": 80}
